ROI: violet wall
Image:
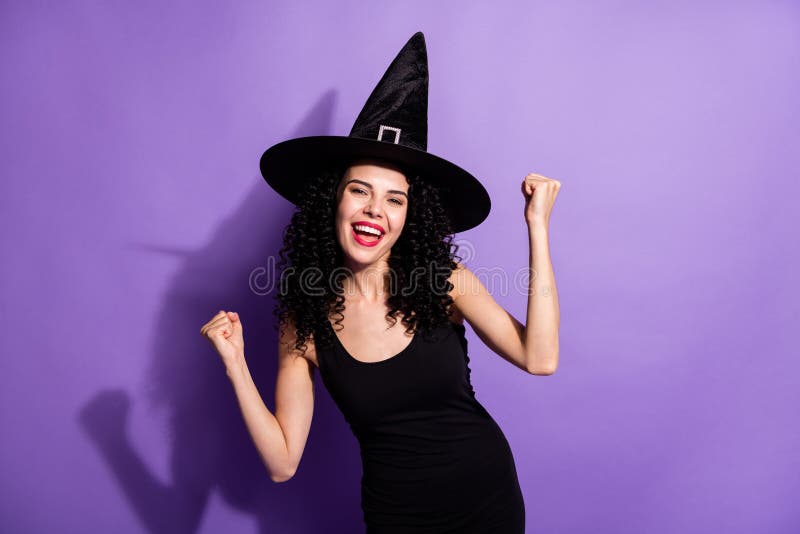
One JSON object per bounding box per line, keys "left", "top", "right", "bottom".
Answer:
{"left": 1, "top": 1, "right": 797, "bottom": 533}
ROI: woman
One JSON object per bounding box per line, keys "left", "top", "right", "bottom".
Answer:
{"left": 201, "top": 32, "right": 560, "bottom": 533}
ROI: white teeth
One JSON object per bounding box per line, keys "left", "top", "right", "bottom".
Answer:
{"left": 353, "top": 224, "right": 383, "bottom": 237}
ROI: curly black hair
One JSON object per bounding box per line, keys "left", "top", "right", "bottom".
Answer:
{"left": 272, "top": 164, "right": 463, "bottom": 356}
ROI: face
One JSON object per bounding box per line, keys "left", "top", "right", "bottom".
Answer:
{"left": 334, "top": 159, "right": 410, "bottom": 268}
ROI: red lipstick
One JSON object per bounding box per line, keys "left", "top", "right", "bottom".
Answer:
{"left": 353, "top": 221, "right": 385, "bottom": 234}
{"left": 351, "top": 221, "right": 385, "bottom": 248}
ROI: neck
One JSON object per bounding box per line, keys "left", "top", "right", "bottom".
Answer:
{"left": 341, "top": 258, "right": 391, "bottom": 303}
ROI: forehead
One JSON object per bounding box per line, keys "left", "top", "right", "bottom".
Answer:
{"left": 343, "top": 159, "right": 409, "bottom": 187}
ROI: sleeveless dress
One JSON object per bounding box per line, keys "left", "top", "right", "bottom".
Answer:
{"left": 316, "top": 319, "right": 526, "bottom": 533}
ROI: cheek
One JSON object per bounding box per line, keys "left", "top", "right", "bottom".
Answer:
{"left": 391, "top": 211, "right": 408, "bottom": 236}
{"left": 333, "top": 207, "right": 346, "bottom": 239}
{"left": 399, "top": 206, "right": 409, "bottom": 225}
{"left": 335, "top": 200, "right": 352, "bottom": 226}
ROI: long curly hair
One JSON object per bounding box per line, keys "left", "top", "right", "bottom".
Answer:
{"left": 272, "top": 164, "right": 463, "bottom": 355}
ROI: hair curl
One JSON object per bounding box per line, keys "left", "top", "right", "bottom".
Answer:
{"left": 272, "top": 165, "right": 463, "bottom": 356}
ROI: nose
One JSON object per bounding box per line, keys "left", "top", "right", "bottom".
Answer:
{"left": 364, "top": 196, "right": 384, "bottom": 219}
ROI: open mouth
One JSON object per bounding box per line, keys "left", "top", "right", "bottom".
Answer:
{"left": 351, "top": 223, "right": 385, "bottom": 247}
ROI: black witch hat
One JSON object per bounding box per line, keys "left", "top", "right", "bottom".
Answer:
{"left": 259, "top": 31, "right": 491, "bottom": 233}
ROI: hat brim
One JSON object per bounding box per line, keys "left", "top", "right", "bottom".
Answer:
{"left": 259, "top": 136, "right": 491, "bottom": 233}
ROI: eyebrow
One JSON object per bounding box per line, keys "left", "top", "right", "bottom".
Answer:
{"left": 345, "top": 179, "right": 408, "bottom": 198}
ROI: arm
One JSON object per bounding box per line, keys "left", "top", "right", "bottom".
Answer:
{"left": 450, "top": 262, "right": 558, "bottom": 375}
{"left": 449, "top": 172, "right": 561, "bottom": 375}
{"left": 226, "top": 318, "right": 315, "bottom": 483}
{"left": 520, "top": 172, "right": 560, "bottom": 373}
{"left": 522, "top": 222, "right": 560, "bottom": 373}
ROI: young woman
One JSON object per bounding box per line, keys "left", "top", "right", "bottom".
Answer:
{"left": 200, "top": 32, "right": 560, "bottom": 533}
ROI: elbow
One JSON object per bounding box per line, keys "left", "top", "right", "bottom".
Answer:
{"left": 528, "top": 365, "right": 557, "bottom": 376}
{"left": 526, "top": 354, "right": 558, "bottom": 376}
{"left": 270, "top": 465, "right": 297, "bottom": 484}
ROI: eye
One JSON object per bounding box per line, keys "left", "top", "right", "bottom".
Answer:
{"left": 350, "top": 187, "right": 367, "bottom": 195}
{"left": 389, "top": 198, "right": 404, "bottom": 206}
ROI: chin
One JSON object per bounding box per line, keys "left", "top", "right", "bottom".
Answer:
{"left": 344, "top": 245, "right": 388, "bottom": 263}
{"left": 339, "top": 237, "right": 392, "bottom": 265}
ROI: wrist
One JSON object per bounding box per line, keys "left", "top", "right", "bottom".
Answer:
{"left": 225, "top": 355, "right": 249, "bottom": 380}
{"left": 526, "top": 218, "right": 549, "bottom": 234}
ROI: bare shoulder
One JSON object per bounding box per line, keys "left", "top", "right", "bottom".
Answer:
{"left": 448, "top": 261, "right": 475, "bottom": 300}
{"left": 278, "top": 318, "right": 319, "bottom": 369}
{"left": 446, "top": 262, "right": 469, "bottom": 326}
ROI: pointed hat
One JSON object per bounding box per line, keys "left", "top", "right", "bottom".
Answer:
{"left": 259, "top": 31, "right": 491, "bottom": 233}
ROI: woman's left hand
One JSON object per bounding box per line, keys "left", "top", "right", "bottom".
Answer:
{"left": 521, "top": 172, "right": 561, "bottom": 229}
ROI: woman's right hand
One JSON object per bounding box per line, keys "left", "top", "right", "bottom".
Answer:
{"left": 200, "top": 310, "right": 245, "bottom": 369}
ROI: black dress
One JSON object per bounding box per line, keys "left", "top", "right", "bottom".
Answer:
{"left": 317, "top": 319, "right": 526, "bottom": 533}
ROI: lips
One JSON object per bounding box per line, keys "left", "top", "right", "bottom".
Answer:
{"left": 353, "top": 221, "right": 385, "bottom": 234}
{"left": 351, "top": 221, "right": 385, "bottom": 248}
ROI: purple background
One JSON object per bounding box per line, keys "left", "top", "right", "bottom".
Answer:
{"left": 2, "top": 1, "right": 798, "bottom": 533}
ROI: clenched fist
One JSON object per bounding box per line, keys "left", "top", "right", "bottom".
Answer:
{"left": 521, "top": 172, "right": 561, "bottom": 228}
{"left": 200, "top": 310, "right": 245, "bottom": 369}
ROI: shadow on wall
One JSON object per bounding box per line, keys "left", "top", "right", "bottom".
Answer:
{"left": 77, "top": 91, "right": 367, "bottom": 533}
